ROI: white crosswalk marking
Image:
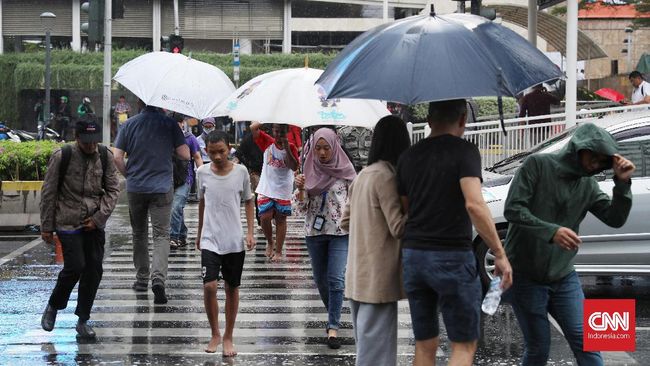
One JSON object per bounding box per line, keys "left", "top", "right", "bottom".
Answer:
{"left": 52, "top": 205, "right": 420, "bottom": 359}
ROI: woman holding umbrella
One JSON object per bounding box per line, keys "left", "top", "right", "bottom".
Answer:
{"left": 293, "top": 128, "right": 356, "bottom": 349}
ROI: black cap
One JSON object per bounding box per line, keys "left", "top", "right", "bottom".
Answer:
{"left": 75, "top": 120, "right": 102, "bottom": 143}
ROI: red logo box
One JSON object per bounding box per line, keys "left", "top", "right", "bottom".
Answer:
{"left": 584, "top": 299, "right": 635, "bottom": 352}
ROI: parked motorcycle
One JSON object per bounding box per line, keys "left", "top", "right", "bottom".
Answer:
{"left": 0, "top": 121, "right": 60, "bottom": 142}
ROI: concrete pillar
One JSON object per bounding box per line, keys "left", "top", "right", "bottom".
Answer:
{"left": 173, "top": 0, "right": 180, "bottom": 36}
{"left": 383, "top": 0, "right": 388, "bottom": 22}
{"left": 565, "top": 0, "right": 578, "bottom": 128}
{"left": 283, "top": 0, "right": 291, "bottom": 54}
{"left": 153, "top": 0, "right": 161, "bottom": 51}
{"left": 0, "top": 0, "right": 4, "bottom": 55}
{"left": 72, "top": 0, "right": 81, "bottom": 52}
{"left": 527, "top": 0, "right": 537, "bottom": 47}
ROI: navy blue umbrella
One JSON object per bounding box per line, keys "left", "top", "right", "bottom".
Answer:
{"left": 316, "top": 10, "right": 563, "bottom": 132}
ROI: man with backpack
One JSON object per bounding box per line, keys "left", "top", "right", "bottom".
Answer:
{"left": 40, "top": 120, "right": 120, "bottom": 338}
{"left": 627, "top": 71, "right": 650, "bottom": 105}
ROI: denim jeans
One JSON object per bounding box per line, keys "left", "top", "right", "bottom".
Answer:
{"left": 128, "top": 190, "right": 173, "bottom": 285}
{"left": 305, "top": 235, "right": 348, "bottom": 330}
{"left": 170, "top": 182, "right": 190, "bottom": 241}
{"left": 510, "top": 271, "right": 603, "bottom": 366}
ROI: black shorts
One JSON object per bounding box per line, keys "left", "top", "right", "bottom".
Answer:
{"left": 201, "top": 250, "right": 246, "bottom": 287}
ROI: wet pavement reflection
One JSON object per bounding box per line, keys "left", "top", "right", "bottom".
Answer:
{"left": 0, "top": 200, "right": 648, "bottom": 365}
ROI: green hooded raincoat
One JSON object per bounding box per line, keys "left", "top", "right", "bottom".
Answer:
{"left": 504, "top": 123, "right": 633, "bottom": 283}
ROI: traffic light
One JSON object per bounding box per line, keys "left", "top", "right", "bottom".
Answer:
{"left": 169, "top": 34, "right": 184, "bottom": 54}
{"left": 81, "top": 0, "right": 104, "bottom": 45}
{"left": 161, "top": 35, "right": 170, "bottom": 52}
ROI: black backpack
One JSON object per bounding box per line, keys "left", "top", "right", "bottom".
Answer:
{"left": 172, "top": 155, "right": 190, "bottom": 188}
{"left": 58, "top": 144, "right": 109, "bottom": 190}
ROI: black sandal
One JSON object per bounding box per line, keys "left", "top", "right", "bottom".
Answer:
{"left": 327, "top": 336, "right": 341, "bottom": 349}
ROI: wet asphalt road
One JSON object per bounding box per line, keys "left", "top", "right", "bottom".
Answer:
{"left": 0, "top": 200, "right": 648, "bottom": 365}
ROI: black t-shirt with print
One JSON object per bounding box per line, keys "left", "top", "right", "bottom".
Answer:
{"left": 397, "top": 134, "right": 483, "bottom": 251}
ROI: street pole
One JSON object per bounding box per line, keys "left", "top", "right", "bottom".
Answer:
{"left": 527, "top": 0, "right": 537, "bottom": 47}
{"left": 173, "top": 0, "right": 180, "bottom": 36}
{"left": 43, "top": 29, "right": 51, "bottom": 140}
{"left": 625, "top": 27, "right": 633, "bottom": 73}
{"left": 102, "top": 0, "right": 112, "bottom": 146}
{"left": 40, "top": 11, "right": 56, "bottom": 140}
{"left": 565, "top": 0, "right": 578, "bottom": 128}
{"left": 383, "top": 0, "right": 388, "bottom": 22}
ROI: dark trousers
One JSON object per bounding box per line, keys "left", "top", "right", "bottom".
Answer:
{"left": 48, "top": 229, "right": 105, "bottom": 321}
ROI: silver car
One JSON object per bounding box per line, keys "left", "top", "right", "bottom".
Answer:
{"left": 475, "top": 112, "right": 650, "bottom": 287}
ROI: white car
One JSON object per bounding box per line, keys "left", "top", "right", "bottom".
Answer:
{"left": 475, "top": 112, "right": 650, "bottom": 287}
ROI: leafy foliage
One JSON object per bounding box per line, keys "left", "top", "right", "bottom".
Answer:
{"left": 409, "top": 97, "right": 519, "bottom": 124}
{"left": 0, "top": 141, "right": 62, "bottom": 181}
{"left": 0, "top": 50, "right": 337, "bottom": 122}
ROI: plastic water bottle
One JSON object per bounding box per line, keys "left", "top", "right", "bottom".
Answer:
{"left": 481, "top": 277, "right": 503, "bottom": 315}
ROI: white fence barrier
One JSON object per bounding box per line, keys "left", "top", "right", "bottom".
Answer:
{"left": 409, "top": 104, "right": 650, "bottom": 169}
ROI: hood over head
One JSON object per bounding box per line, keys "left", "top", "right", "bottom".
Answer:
{"left": 556, "top": 123, "right": 618, "bottom": 178}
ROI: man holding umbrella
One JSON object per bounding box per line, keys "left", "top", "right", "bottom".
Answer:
{"left": 397, "top": 100, "right": 512, "bottom": 366}
{"left": 113, "top": 101, "right": 190, "bottom": 304}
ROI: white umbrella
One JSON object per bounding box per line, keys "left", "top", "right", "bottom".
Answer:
{"left": 216, "top": 68, "right": 390, "bottom": 129}
{"left": 113, "top": 52, "right": 235, "bottom": 119}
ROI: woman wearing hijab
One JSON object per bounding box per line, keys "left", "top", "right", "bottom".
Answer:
{"left": 341, "top": 116, "right": 411, "bottom": 366}
{"left": 294, "top": 128, "right": 356, "bottom": 349}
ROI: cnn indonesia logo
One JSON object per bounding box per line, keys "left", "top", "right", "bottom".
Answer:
{"left": 584, "top": 299, "right": 635, "bottom": 352}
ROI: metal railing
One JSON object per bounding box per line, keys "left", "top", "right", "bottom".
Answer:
{"left": 408, "top": 104, "right": 650, "bottom": 169}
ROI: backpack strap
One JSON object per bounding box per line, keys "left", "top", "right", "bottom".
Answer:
{"left": 98, "top": 144, "right": 108, "bottom": 190}
{"left": 57, "top": 144, "right": 109, "bottom": 191}
{"left": 58, "top": 144, "right": 72, "bottom": 190}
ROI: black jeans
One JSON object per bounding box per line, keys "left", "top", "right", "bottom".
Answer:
{"left": 48, "top": 229, "right": 105, "bottom": 321}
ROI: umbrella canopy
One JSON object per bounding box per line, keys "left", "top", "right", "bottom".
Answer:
{"left": 316, "top": 12, "right": 563, "bottom": 105}
{"left": 114, "top": 52, "right": 235, "bottom": 119}
{"left": 594, "top": 88, "right": 625, "bottom": 103}
{"left": 216, "top": 67, "right": 390, "bottom": 129}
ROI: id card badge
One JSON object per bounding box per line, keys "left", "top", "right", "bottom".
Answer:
{"left": 313, "top": 215, "right": 326, "bottom": 231}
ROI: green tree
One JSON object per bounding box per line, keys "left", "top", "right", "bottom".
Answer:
{"left": 634, "top": 0, "right": 650, "bottom": 27}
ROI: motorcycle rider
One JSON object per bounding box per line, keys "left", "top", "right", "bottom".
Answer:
{"left": 57, "top": 96, "right": 72, "bottom": 141}
{"left": 77, "top": 97, "right": 95, "bottom": 120}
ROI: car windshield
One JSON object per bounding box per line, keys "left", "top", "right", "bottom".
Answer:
{"left": 487, "top": 126, "right": 577, "bottom": 175}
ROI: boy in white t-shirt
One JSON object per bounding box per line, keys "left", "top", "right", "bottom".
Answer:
{"left": 250, "top": 122, "right": 299, "bottom": 262}
{"left": 196, "top": 130, "right": 255, "bottom": 356}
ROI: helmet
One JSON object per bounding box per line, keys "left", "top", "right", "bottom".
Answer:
{"left": 83, "top": 97, "right": 91, "bottom": 104}
{"left": 60, "top": 96, "right": 68, "bottom": 103}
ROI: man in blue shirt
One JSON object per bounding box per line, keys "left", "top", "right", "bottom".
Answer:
{"left": 114, "top": 101, "right": 189, "bottom": 304}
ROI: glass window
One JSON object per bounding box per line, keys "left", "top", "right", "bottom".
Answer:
{"left": 612, "top": 126, "right": 650, "bottom": 142}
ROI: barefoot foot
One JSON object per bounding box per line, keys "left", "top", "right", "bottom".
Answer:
{"left": 205, "top": 335, "right": 222, "bottom": 353}
{"left": 222, "top": 337, "right": 237, "bottom": 357}
{"left": 265, "top": 243, "right": 274, "bottom": 258}
{"left": 270, "top": 250, "right": 283, "bottom": 262}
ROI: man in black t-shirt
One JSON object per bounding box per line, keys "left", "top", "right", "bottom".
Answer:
{"left": 397, "top": 99, "right": 512, "bottom": 366}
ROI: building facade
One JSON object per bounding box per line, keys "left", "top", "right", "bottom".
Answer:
{"left": 0, "top": 0, "right": 428, "bottom": 54}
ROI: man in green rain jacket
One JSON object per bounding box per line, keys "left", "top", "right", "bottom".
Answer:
{"left": 504, "top": 123, "right": 635, "bottom": 366}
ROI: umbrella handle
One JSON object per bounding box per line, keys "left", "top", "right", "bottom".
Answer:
{"left": 498, "top": 96, "right": 507, "bottom": 136}
{"left": 496, "top": 68, "right": 507, "bottom": 136}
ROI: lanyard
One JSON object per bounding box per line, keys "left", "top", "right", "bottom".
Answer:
{"left": 318, "top": 192, "right": 328, "bottom": 213}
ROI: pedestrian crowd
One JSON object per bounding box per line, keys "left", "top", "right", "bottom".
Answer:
{"left": 37, "top": 94, "right": 636, "bottom": 366}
